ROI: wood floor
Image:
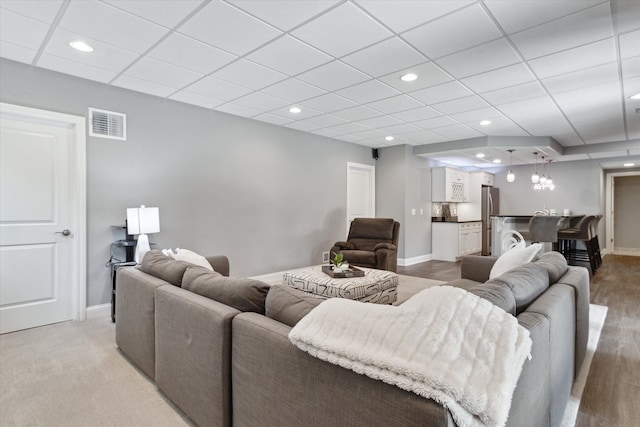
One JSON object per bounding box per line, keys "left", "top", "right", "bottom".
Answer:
{"left": 398, "top": 254, "right": 640, "bottom": 427}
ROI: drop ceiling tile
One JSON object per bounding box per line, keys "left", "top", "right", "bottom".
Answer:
{"left": 253, "top": 113, "right": 293, "bottom": 126}
{"left": 377, "top": 122, "right": 423, "bottom": 135}
{"left": 465, "top": 116, "right": 529, "bottom": 136}
{"left": 332, "top": 105, "right": 384, "bottom": 121}
{"left": 366, "top": 94, "right": 424, "bottom": 114}
{"left": 178, "top": 1, "right": 282, "bottom": 55}
{"left": 184, "top": 76, "right": 252, "bottom": 101}
{"left": 262, "top": 78, "right": 326, "bottom": 102}
{"left": 311, "top": 127, "right": 343, "bottom": 138}
{"left": 575, "top": 119, "right": 626, "bottom": 144}
{"left": 622, "top": 56, "right": 640, "bottom": 79}
{"left": 328, "top": 122, "right": 372, "bottom": 135}
{"left": 335, "top": 80, "right": 400, "bottom": 104}
{"left": 402, "top": 4, "right": 502, "bottom": 59}
{"left": 431, "top": 124, "right": 483, "bottom": 139}
{"left": 291, "top": 2, "right": 392, "bottom": 57}
{"left": 102, "top": 0, "right": 204, "bottom": 28}
{"left": 542, "top": 62, "right": 619, "bottom": 94}
{"left": 552, "top": 81, "right": 622, "bottom": 123}
{"left": 284, "top": 121, "right": 321, "bottom": 132}
{"left": 59, "top": 0, "right": 168, "bottom": 53}
{"left": 431, "top": 95, "right": 489, "bottom": 114}
{"left": 215, "top": 103, "right": 262, "bottom": 118}
{"left": 336, "top": 134, "right": 365, "bottom": 142}
{"left": 528, "top": 38, "right": 617, "bottom": 79}
{"left": 169, "top": 90, "right": 224, "bottom": 109}
{"left": 484, "top": 0, "right": 603, "bottom": 34}
{"left": 247, "top": 35, "right": 332, "bottom": 76}
{"left": 414, "top": 116, "right": 458, "bottom": 129}
{"left": 233, "top": 92, "right": 290, "bottom": 111}
{"left": 112, "top": 74, "right": 176, "bottom": 97}
{"left": 42, "top": 28, "right": 139, "bottom": 73}
{"left": 0, "top": 41, "right": 36, "bottom": 64}
{"left": 482, "top": 81, "right": 547, "bottom": 105}
{"left": 436, "top": 38, "right": 521, "bottom": 79}
{"left": 349, "top": 128, "right": 388, "bottom": 141}
{"left": 229, "top": 1, "right": 339, "bottom": 32}
{"left": 461, "top": 63, "right": 535, "bottom": 94}
{"left": 297, "top": 61, "right": 369, "bottom": 91}
{"left": 379, "top": 62, "right": 452, "bottom": 92}
{"left": 269, "top": 105, "right": 323, "bottom": 120}
{"left": 449, "top": 107, "right": 504, "bottom": 123}
{"left": 588, "top": 150, "right": 629, "bottom": 159}
{"left": 148, "top": 33, "right": 237, "bottom": 74}
{"left": 123, "top": 57, "right": 203, "bottom": 89}
{"left": 390, "top": 106, "right": 441, "bottom": 122}
{"left": 620, "top": 30, "right": 640, "bottom": 59}
{"left": 38, "top": 54, "right": 117, "bottom": 83}
{"left": 342, "top": 37, "right": 426, "bottom": 77}
{"left": 510, "top": 3, "right": 613, "bottom": 59}
{"left": 301, "top": 114, "right": 348, "bottom": 128}
{"left": 356, "top": 115, "right": 404, "bottom": 129}
{"left": 499, "top": 96, "right": 575, "bottom": 136}
{"left": 0, "top": 0, "right": 63, "bottom": 23}
{"left": 0, "top": 8, "right": 50, "bottom": 50}
{"left": 355, "top": 0, "right": 473, "bottom": 34}
{"left": 212, "top": 59, "right": 287, "bottom": 90}
{"left": 402, "top": 129, "right": 449, "bottom": 144}
{"left": 300, "top": 93, "right": 357, "bottom": 113}
{"left": 409, "top": 81, "right": 473, "bottom": 105}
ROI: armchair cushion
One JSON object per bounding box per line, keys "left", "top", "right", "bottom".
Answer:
{"left": 373, "top": 243, "right": 396, "bottom": 251}
{"left": 333, "top": 241, "right": 355, "bottom": 250}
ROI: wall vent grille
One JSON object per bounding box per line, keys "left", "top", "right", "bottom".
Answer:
{"left": 89, "top": 108, "right": 126, "bottom": 140}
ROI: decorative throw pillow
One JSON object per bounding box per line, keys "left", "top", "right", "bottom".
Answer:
{"left": 489, "top": 243, "right": 543, "bottom": 280}
{"left": 165, "top": 248, "right": 213, "bottom": 271}
{"left": 182, "top": 266, "right": 270, "bottom": 314}
{"left": 265, "top": 285, "right": 324, "bottom": 327}
{"left": 140, "top": 250, "right": 192, "bottom": 286}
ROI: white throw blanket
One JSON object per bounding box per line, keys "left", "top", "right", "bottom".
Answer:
{"left": 289, "top": 286, "right": 532, "bottom": 427}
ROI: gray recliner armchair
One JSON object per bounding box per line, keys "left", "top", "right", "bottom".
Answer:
{"left": 330, "top": 218, "right": 400, "bottom": 272}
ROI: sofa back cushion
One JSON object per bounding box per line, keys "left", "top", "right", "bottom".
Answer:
{"left": 467, "top": 282, "right": 516, "bottom": 316}
{"left": 490, "top": 263, "right": 550, "bottom": 314}
{"left": 265, "top": 285, "right": 324, "bottom": 327}
{"left": 182, "top": 266, "right": 270, "bottom": 314}
{"left": 534, "top": 251, "right": 569, "bottom": 284}
{"left": 140, "top": 250, "right": 192, "bottom": 286}
{"left": 489, "top": 243, "right": 542, "bottom": 280}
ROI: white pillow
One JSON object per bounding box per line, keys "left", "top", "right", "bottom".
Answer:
{"left": 489, "top": 243, "right": 542, "bottom": 280}
{"left": 167, "top": 248, "right": 213, "bottom": 271}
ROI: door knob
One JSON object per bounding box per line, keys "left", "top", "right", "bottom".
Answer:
{"left": 55, "top": 229, "right": 71, "bottom": 236}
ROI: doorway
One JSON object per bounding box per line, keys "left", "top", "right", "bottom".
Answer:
{"left": 0, "top": 103, "right": 86, "bottom": 333}
{"left": 346, "top": 162, "right": 375, "bottom": 235}
{"left": 605, "top": 170, "right": 640, "bottom": 257}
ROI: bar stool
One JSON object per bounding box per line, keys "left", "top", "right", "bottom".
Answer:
{"left": 589, "top": 215, "right": 603, "bottom": 269}
{"left": 557, "top": 215, "right": 598, "bottom": 274}
{"left": 528, "top": 215, "right": 563, "bottom": 251}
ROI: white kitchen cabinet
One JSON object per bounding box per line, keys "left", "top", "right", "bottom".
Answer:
{"left": 432, "top": 221, "right": 482, "bottom": 261}
{"left": 432, "top": 167, "right": 469, "bottom": 202}
{"left": 457, "top": 171, "right": 494, "bottom": 222}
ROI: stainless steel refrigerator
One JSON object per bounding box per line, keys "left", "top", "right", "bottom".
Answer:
{"left": 481, "top": 185, "right": 500, "bottom": 256}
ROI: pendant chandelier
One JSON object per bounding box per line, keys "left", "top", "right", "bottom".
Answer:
{"left": 506, "top": 149, "right": 515, "bottom": 183}
{"left": 534, "top": 157, "right": 555, "bottom": 190}
{"left": 531, "top": 152, "right": 540, "bottom": 184}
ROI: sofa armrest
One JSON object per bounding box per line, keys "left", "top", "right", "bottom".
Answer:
{"left": 460, "top": 255, "right": 497, "bottom": 282}
{"left": 373, "top": 243, "right": 396, "bottom": 251}
{"left": 232, "top": 313, "right": 453, "bottom": 427}
{"left": 332, "top": 241, "right": 355, "bottom": 251}
{"left": 206, "top": 255, "right": 230, "bottom": 276}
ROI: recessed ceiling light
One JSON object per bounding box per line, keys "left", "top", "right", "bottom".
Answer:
{"left": 493, "top": 159, "right": 502, "bottom": 164}
{"left": 385, "top": 136, "right": 394, "bottom": 141}
{"left": 479, "top": 120, "right": 492, "bottom": 126}
{"left": 476, "top": 153, "right": 485, "bottom": 158}
{"left": 69, "top": 40, "right": 94, "bottom": 52}
{"left": 400, "top": 73, "right": 418, "bottom": 82}
{"left": 288, "top": 106, "right": 301, "bottom": 114}
{"left": 629, "top": 93, "right": 640, "bottom": 100}
{"left": 624, "top": 162, "right": 635, "bottom": 167}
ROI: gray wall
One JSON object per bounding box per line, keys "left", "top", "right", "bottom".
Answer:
{"left": 376, "top": 145, "right": 432, "bottom": 260}
{"left": 0, "top": 59, "right": 373, "bottom": 306}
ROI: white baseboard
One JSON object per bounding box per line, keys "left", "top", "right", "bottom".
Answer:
{"left": 612, "top": 247, "right": 640, "bottom": 256}
{"left": 398, "top": 254, "right": 432, "bottom": 266}
{"left": 86, "top": 303, "right": 111, "bottom": 321}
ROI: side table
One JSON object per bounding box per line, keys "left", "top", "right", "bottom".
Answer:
{"left": 111, "top": 261, "right": 137, "bottom": 322}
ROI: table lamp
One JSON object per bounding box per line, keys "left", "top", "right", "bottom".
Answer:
{"left": 126, "top": 205, "right": 160, "bottom": 263}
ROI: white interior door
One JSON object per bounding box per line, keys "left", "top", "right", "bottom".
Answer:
{"left": 0, "top": 104, "right": 86, "bottom": 334}
{"left": 346, "top": 162, "right": 375, "bottom": 234}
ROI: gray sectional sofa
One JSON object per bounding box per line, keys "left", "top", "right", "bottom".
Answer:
{"left": 115, "top": 250, "right": 589, "bottom": 427}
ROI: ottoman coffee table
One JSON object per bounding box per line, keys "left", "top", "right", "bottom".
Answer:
{"left": 283, "top": 266, "right": 398, "bottom": 304}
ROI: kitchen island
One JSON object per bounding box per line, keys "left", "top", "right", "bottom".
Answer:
{"left": 431, "top": 220, "right": 482, "bottom": 261}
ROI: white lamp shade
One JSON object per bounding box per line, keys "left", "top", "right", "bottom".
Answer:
{"left": 127, "top": 205, "right": 160, "bottom": 235}
{"left": 507, "top": 170, "right": 515, "bottom": 182}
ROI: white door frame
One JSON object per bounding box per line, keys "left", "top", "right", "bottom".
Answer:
{"left": 346, "top": 162, "right": 375, "bottom": 234}
{"left": 1, "top": 102, "right": 87, "bottom": 321}
{"left": 605, "top": 170, "right": 640, "bottom": 256}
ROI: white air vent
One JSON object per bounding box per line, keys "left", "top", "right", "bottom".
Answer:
{"left": 89, "top": 108, "right": 126, "bottom": 140}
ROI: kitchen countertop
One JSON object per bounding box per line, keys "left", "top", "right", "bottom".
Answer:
{"left": 432, "top": 218, "right": 482, "bottom": 223}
